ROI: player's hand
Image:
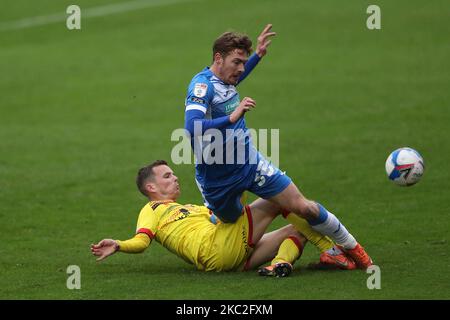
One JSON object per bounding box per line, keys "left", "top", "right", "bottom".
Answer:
{"left": 90, "top": 239, "right": 119, "bottom": 262}
{"left": 229, "top": 97, "right": 256, "bottom": 123}
{"left": 256, "top": 24, "right": 276, "bottom": 58}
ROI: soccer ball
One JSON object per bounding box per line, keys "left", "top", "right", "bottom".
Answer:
{"left": 385, "top": 147, "right": 425, "bottom": 186}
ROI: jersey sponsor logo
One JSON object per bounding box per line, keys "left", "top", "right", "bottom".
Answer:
{"left": 158, "top": 206, "right": 191, "bottom": 231}
{"left": 224, "top": 100, "right": 239, "bottom": 114}
{"left": 194, "top": 83, "right": 208, "bottom": 98}
{"left": 189, "top": 96, "right": 206, "bottom": 105}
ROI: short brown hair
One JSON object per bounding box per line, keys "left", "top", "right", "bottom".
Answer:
{"left": 213, "top": 31, "right": 252, "bottom": 59}
{"left": 136, "top": 160, "right": 168, "bottom": 197}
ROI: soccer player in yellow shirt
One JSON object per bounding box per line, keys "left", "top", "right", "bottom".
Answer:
{"left": 91, "top": 160, "right": 357, "bottom": 276}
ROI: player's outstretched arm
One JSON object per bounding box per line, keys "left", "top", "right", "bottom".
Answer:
{"left": 237, "top": 24, "right": 276, "bottom": 85}
{"left": 91, "top": 239, "right": 119, "bottom": 262}
{"left": 256, "top": 24, "right": 276, "bottom": 58}
{"left": 91, "top": 234, "right": 151, "bottom": 261}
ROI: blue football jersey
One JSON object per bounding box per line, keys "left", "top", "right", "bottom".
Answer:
{"left": 184, "top": 67, "right": 257, "bottom": 188}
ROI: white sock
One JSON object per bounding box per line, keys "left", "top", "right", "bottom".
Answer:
{"left": 310, "top": 204, "right": 357, "bottom": 250}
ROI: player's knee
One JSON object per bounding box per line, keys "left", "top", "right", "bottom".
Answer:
{"left": 284, "top": 226, "right": 307, "bottom": 247}
{"left": 305, "top": 200, "right": 320, "bottom": 217}
{"left": 279, "top": 224, "right": 301, "bottom": 238}
{"left": 283, "top": 224, "right": 299, "bottom": 237}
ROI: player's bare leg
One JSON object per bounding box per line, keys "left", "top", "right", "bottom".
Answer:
{"left": 247, "top": 198, "right": 281, "bottom": 244}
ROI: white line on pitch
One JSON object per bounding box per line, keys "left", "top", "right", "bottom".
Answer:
{"left": 0, "top": 0, "right": 194, "bottom": 31}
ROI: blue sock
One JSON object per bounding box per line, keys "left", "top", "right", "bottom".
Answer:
{"left": 308, "top": 203, "right": 329, "bottom": 225}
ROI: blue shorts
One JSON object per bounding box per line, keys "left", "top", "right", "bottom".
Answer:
{"left": 196, "top": 153, "right": 292, "bottom": 223}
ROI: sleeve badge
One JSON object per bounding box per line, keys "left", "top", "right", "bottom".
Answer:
{"left": 194, "top": 83, "right": 208, "bottom": 98}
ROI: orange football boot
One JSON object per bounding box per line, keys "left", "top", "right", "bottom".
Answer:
{"left": 258, "top": 262, "right": 293, "bottom": 277}
{"left": 338, "top": 243, "right": 373, "bottom": 269}
{"left": 319, "top": 249, "right": 357, "bottom": 270}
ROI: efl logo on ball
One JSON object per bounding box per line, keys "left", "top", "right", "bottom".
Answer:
{"left": 385, "top": 147, "right": 425, "bottom": 186}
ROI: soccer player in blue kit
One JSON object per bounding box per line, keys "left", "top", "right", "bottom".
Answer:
{"left": 184, "top": 24, "right": 373, "bottom": 269}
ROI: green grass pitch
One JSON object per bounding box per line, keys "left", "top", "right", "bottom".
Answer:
{"left": 0, "top": 0, "right": 449, "bottom": 299}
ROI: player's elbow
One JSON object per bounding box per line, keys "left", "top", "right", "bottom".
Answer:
{"left": 185, "top": 118, "right": 205, "bottom": 136}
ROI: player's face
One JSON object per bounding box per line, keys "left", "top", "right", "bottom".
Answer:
{"left": 219, "top": 49, "right": 248, "bottom": 85}
{"left": 151, "top": 165, "right": 180, "bottom": 200}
